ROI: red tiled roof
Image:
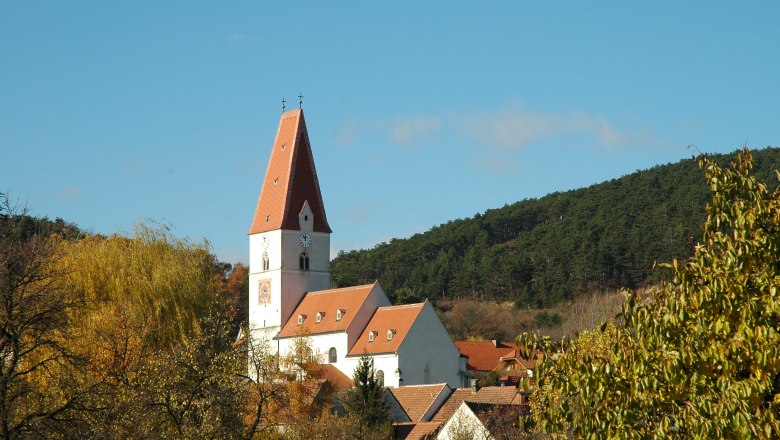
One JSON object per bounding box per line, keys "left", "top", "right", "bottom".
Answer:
{"left": 430, "top": 388, "right": 473, "bottom": 423}
{"left": 249, "top": 109, "right": 331, "bottom": 235}
{"left": 470, "top": 386, "right": 521, "bottom": 404}
{"left": 277, "top": 283, "right": 376, "bottom": 338}
{"left": 431, "top": 386, "right": 527, "bottom": 423}
{"left": 394, "top": 421, "right": 441, "bottom": 440}
{"left": 317, "top": 364, "right": 353, "bottom": 390}
{"left": 387, "top": 384, "right": 451, "bottom": 422}
{"left": 348, "top": 302, "right": 426, "bottom": 355}
{"left": 454, "top": 340, "right": 518, "bottom": 371}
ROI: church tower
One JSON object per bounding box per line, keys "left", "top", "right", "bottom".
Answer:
{"left": 248, "top": 109, "right": 332, "bottom": 352}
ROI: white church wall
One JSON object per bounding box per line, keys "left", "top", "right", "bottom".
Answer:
{"left": 344, "top": 353, "right": 399, "bottom": 388}
{"left": 277, "top": 331, "right": 351, "bottom": 374}
{"left": 397, "top": 302, "right": 463, "bottom": 389}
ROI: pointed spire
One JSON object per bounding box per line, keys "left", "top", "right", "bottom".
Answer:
{"left": 249, "top": 109, "right": 332, "bottom": 235}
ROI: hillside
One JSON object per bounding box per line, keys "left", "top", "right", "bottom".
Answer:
{"left": 331, "top": 147, "right": 780, "bottom": 307}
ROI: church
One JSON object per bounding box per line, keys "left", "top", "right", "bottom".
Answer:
{"left": 247, "top": 108, "right": 466, "bottom": 388}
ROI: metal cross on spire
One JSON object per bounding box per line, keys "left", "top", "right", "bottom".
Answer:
{"left": 298, "top": 92, "right": 303, "bottom": 109}
{"left": 281, "top": 98, "right": 286, "bottom": 113}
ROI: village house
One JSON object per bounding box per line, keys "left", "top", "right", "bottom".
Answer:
{"left": 455, "top": 340, "right": 536, "bottom": 386}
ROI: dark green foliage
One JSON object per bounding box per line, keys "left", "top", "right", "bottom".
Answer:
{"left": 533, "top": 311, "right": 562, "bottom": 327}
{"left": 332, "top": 147, "right": 780, "bottom": 307}
{"left": 0, "top": 197, "right": 85, "bottom": 242}
{"left": 344, "top": 356, "right": 389, "bottom": 430}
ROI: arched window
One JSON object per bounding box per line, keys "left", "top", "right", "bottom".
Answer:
{"left": 328, "top": 347, "right": 337, "bottom": 363}
{"left": 299, "top": 252, "right": 309, "bottom": 270}
{"left": 262, "top": 252, "right": 269, "bottom": 271}
{"left": 376, "top": 369, "right": 384, "bottom": 385}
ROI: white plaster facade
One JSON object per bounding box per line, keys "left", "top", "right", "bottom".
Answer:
{"left": 437, "top": 402, "right": 493, "bottom": 440}
{"left": 396, "top": 302, "right": 465, "bottom": 388}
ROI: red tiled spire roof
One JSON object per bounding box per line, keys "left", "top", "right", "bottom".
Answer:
{"left": 249, "top": 109, "right": 331, "bottom": 234}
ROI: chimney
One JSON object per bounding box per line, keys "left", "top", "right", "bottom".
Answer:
{"left": 470, "top": 378, "right": 478, "bottom": 394}
{"left": 491, "top": 339, "right": 498, "bottom": 347}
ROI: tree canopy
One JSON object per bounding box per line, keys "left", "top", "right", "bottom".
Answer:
{"left": 523, "top": 149, "right": 780, "bottom": 438}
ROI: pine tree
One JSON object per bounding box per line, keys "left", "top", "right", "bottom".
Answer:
{"left": 344, "top": 355, "right": 389, "bottom": 431}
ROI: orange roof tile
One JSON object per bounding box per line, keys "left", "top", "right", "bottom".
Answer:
{"left": 277, "top": 283, "right": 376, "bottom": 338}
{"left": 454, "top": 340, "right": 518, "bottom": 371}
{"left": 470, "top": 386, "right": 521, "bottom": 404}
{"left": 430, "top": 388, "right": 473, "bottom": 423}
{"left": 249, "top": 109, "right": 331, "bottom": 235}
{"left": 316, "top": 364, "right": 353, "bottom": 390}
{"left": 348, "top": 302, "right": 425, "bottom": 355}
{"left": 393, "top": 421, "right": 441, "bottom": 440}
{"left": 387, "top": 384, "right": 451, "bottom": 422}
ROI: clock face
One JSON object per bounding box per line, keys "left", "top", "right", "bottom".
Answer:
{"left": 258, "top": 279, "right": 271, "bottom": 304}
{"left": 299, "top": 233, "right": 312, "bottom": 248}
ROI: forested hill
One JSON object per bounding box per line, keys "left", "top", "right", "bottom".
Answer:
{"left": 331, "top": 147, "right": 780, "bottom": 308}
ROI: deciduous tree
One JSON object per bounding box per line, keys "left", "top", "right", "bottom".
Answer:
{"left": 0, "top": 194, "right": 89, "bottom": 438}
{"left": 522, "top": 149, "right": 780, "bottom": 438}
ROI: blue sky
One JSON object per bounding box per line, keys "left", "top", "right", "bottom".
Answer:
{"left": 2, "top": 2, "right": 779, "bottom": 263}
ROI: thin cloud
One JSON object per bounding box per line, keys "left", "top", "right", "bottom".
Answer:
{"left": 58, "top": 185, "right": 81, "bottom": 200}
{"left": 344, "top": 207, "right": 369, "bottom": 223}
{"left": 458, "top": 109, "right": 628, "bottom": 149}
{"left": 334, "top": 108, "right": 633, "bottom": 151}
{"left": 391, "top": 116, "right": 441, "bottom": 146}
{"left": 332, "top": 115, "right": 442, "bottom": 147}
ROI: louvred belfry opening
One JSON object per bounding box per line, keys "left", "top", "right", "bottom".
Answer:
{"left": 249, "top": 109, "right": 332, "bottom": 234}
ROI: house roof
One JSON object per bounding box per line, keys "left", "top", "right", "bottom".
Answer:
{"left": 277, "top": 283, "right": 377, "bottom": 338}
{"left": 316, "top": 364, "right": 353, "bottom": 390}
{"left": 249, "top": 109, "right": 331, "bottom": 235}
{"left": 430, "top": 388, "right": 473, "bottom": 423}
{"left": 497, "top": 349, "right": 538, "bottom": 370}
{"left": 386, "top": 383, "right": 451, "bottom": 423}
{"left": 393, "top": 421, "right": 441, "bottom": 440}
{"left": 470, "top": 386, "right": 522, "bottom": 404}
{"left": 348, "top": 302, "right": 426, "bottom": 355}
{"left": 454, "top": 340, "right": 518, "bottom": 371}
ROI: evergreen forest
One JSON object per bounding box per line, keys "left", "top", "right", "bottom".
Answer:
{"left": 332, "top": 147, "right": 780, "bottom": 307}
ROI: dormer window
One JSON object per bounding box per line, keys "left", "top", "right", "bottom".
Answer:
{"left": 273, "top": 178, "right": 278, "bottom": 185}
{"left": 265, "top": 215, "right": 270, "bottom": 222}
{"left": 316, "top": 312, "right": 324, "bottom": 323}
{"left": 297, "top": 314, "right": 306, "bottom": 325}
{"left": 368, "top": 331, "right": 377, "bottom": 343}
{"left": 281, "top": 144, "right": 286, "bottom": 151}
{"left": 336, "top": 309, "right": 344, "bottom": 321}
{"left": 387, "top": 329, "right": 396, "bottom": 341}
